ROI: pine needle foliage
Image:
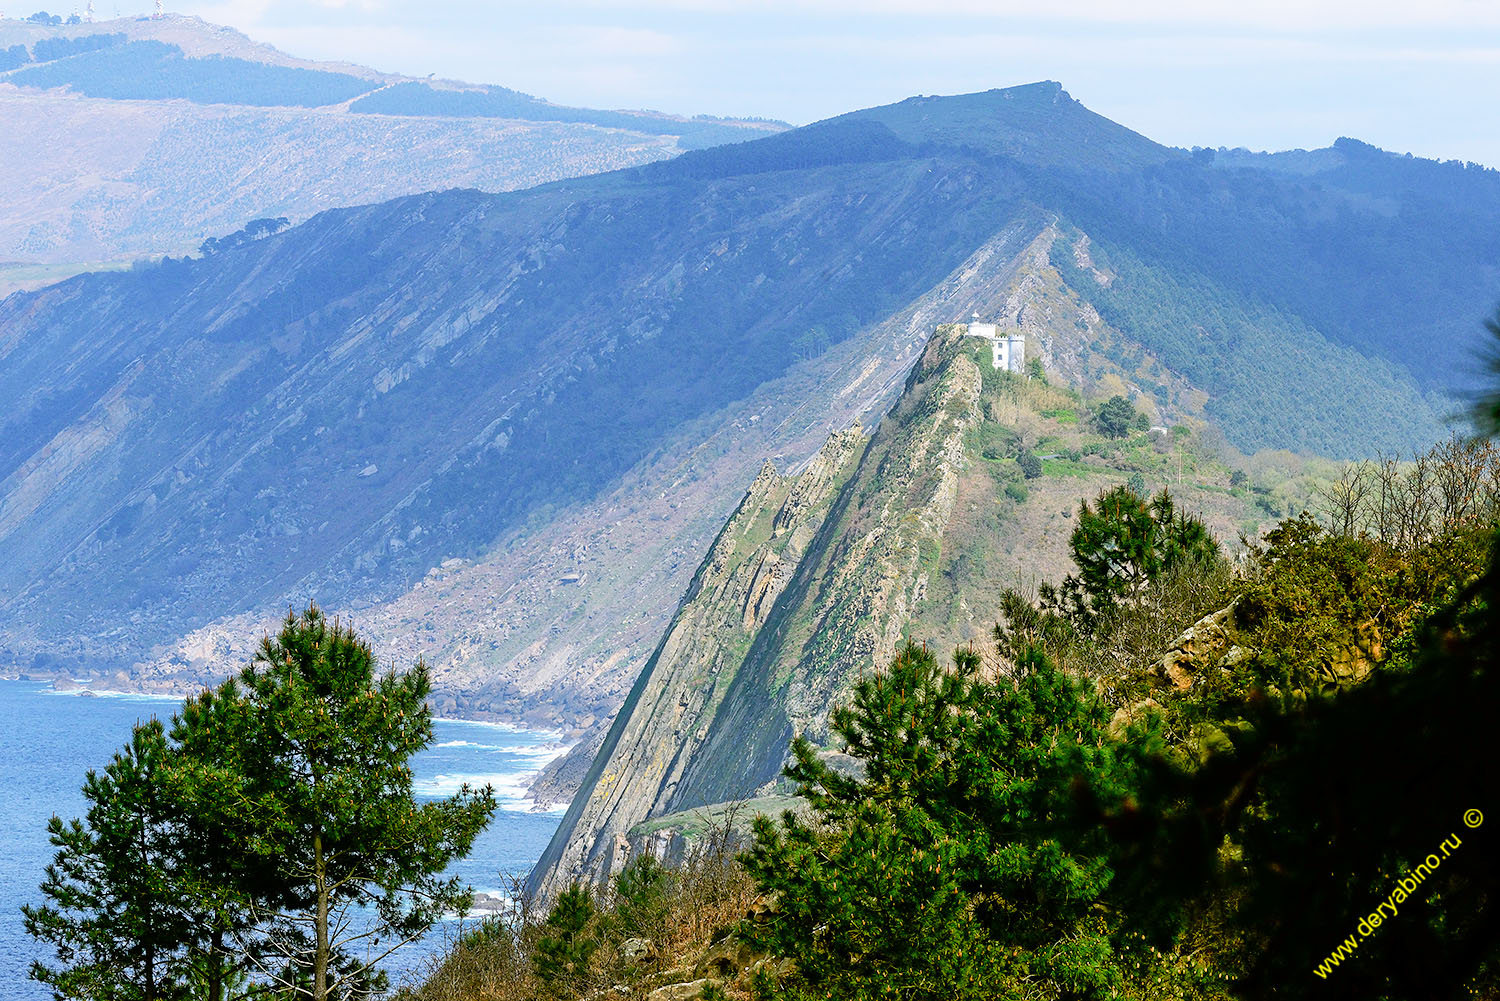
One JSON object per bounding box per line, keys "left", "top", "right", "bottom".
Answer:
{"left": 23, "top": 720, "right": 198, "bottom": 1001}
{"left": 532, "top": 885, "right": 600, "bottom": 995}
{"left": 1042, "top": 486, "right": 1221, "bottom": 628}
{"left": 176, "top": 604, "right": 497, "bottom": 1001}
{"left": 26, "top": 604, "right": 496, "bottom": 1001}
{"left": 743, "top": 643, "right": 1159, "bottom": 1000}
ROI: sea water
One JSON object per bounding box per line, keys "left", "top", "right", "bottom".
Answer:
{"left": 0, "top": 680, "right": 565, "bottom": 1000}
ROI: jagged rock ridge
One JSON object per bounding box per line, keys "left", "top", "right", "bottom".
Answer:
{"left": 532, "top": 325, "right": 1009, "bottom": 895}
{"left": 531, "top": 425, "right": 868, "bottom": 883}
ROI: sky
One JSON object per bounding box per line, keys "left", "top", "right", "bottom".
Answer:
{"left": 132, "top": 1, "right": 1500, "bottom": 166}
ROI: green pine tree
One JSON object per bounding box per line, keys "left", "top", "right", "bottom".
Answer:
{"left": 23, "top": 720, "right": 197, "bottom": 1001}
{"left": 1055, "top": 486, "right": 1220, "bottom": 622}
{"left": 532, "top": 884, "right": 601, "bottom": 994}
{"left": 743, "top": 643, "right": 1140, "bottom": 1000}
{"left": 176, "top": 604, "right": 497, "bottom": 1001}
{"left": 1094, "top": 395, "right": 1138, "bottom": 438}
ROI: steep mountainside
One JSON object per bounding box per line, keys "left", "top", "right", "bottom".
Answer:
{"left": 528, "top": 320, "right": 1299, "bottom": 895}
{"left": 2, "top": 82, "right": 1496, "bottom": 746}
{"left": 132, "top": 220, "right": 1048, "bottom": 732}
{"left": 0, "top": 15, "right": 780, "bottom": 292}
{"left": 531, "top": 426, "right": 867, "bottom": 879}
{"left": 0, "top": 132, "right": 1044, "bottom": 689}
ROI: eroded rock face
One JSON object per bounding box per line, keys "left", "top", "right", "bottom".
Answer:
{"left": 527, "top": 425, "right": 867, "bottom": 894}
{"left": 1153, "top": 603, "right": 1242, "bottom": 691}
{"left": 622, "top": 938, "right": 655, "bottom": 964}
{"left": 665, "top": 334, "right": 987, "bottom": 810}
{"left": 647, "top": 979, "right": 719, "bottom": 1001}
{"left": 1151, "top": 600, "right": 1384, "bottom": 693}
{"left": 528, "top": 326, "right": 991, "bottom": 900}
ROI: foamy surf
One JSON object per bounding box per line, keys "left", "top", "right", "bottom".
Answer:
{"left": 434, "top": 717, "right": 565, "bottom": 742}
{"left": 44, "top": 687, "right": 182, "bottom": 703}
{"left": 415, "top": 733, "right": 569, "bottom": 812}
{"left": 416, "top": 767, "right": 567, "bottom": 811}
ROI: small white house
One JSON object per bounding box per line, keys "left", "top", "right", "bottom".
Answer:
{"left": 965, "top": 315, "right": 1026, "bottom": 374}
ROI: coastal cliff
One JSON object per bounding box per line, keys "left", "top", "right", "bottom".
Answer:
{"left": 529, "top": 325, "right": 996, "bottom": 896}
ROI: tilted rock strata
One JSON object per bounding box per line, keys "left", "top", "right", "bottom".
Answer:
{"left": 530, "top": 326, "right": 989, "bottom": 898}
{"left": 528, "top": 425, "right": 866, "bottom": 889}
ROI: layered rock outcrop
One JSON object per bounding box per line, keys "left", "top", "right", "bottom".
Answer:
{"left": 528, "top": 424, "right": 868, "bottom": 889}
{"left": 529, "top": 326, "right": 991, "bottom": 897}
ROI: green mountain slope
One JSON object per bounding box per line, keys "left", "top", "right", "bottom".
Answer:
{"left": 1049, "top": 225, "right": 1442, "bottom": 455}
{"left": 1047, "top": 137, "right": 1500, "bottom": 393}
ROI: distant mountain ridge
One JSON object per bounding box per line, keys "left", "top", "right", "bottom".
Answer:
{"left": 0, "top": 14, "right": 783, "bottom": 293}
{"left": 837, "top": 83, "right": 1175, "bottom": 168}
{"left": 1, "top": 82, "right": 1495, "bottom": 748}
{"left": 0, "top": 19, "right": 769, "bottom": 144}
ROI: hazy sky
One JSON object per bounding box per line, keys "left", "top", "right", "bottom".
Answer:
{"left": 159, "top": 1, "right": 1499, "bottom": 166}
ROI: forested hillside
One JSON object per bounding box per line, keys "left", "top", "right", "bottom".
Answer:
{"left": 1049, "top": 138, "right": 1500, "bottom": 394}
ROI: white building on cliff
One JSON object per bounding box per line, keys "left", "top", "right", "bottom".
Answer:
{"left": 966, "top": 314, "right": 1026, "bottom": 374}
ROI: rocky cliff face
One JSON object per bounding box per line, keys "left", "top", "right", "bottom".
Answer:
{"left": 528, "top": 425, "right": 867, "bottom": 886}
{"left": 529, "top": 324, "right": 1011, "bottom": 895}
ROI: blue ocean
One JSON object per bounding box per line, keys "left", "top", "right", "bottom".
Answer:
{"left": 0, "top": 680, "right": 564, "bottom": 1000}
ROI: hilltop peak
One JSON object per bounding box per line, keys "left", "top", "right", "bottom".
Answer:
{"left": 838, "top": 82, "right": 1174, "bottom": 170}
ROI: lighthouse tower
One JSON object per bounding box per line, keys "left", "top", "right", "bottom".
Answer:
{"left": 964, "top": 314, "right": 1026, "bottom": 374}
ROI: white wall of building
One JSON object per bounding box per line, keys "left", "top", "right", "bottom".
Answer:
{"left": 966, "top": 321, "right": 1026, "bottom": 374}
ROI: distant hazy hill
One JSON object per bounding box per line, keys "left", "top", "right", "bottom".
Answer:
{"left": 0, "top": 14, "right": 782, "bottom": 293}
{"left": 1, "top": 82, "right": 1495, "bottom": 738}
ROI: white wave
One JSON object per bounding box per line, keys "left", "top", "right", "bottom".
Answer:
{"left": 45, "top": 687, "right": 182, "bottom": 703}
{"left": 417, "top": 770, "right": 533, "bottom": 803}
{"left": 415, "top": 750, "right": 570, "bottom": 812}
{"left": 424, "top": 739, "right": 566, "bottom": 766}
{"left": 434, "top": 717, "right": 565, "bottom": 742}
{"left": 499, "top": 742, "right": 568, "bottom": 759}
{"left": 434, "top": 716, "right": 523, "bottom": 732}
